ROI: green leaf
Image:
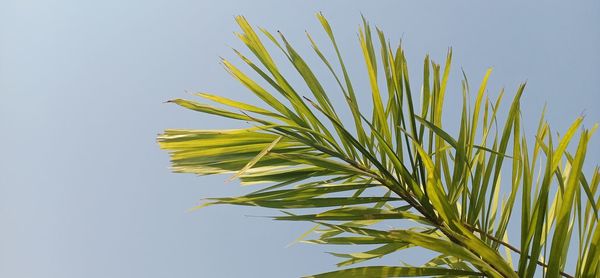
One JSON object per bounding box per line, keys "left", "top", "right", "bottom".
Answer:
{"left": 275, "top": 207, "right": 428, "bottom": 222}
{"left": 167, "top": 99, "right": 252, "bottom": 121}
{"left": 304, "top": 266, "right": 481, "bottom": 277}
{"left": 229, "top": 136, "right": 282, "bottom": 181}
{"left": 547, "top": 130, "right": 589, "bottom": 276}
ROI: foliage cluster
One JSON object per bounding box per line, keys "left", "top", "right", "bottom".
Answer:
{"left": 159, "top": 14, "right": 599, "bottom": 277}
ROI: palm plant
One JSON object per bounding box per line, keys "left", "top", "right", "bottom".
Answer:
{"left": 158, "top": 14, "right": 599, "bottom": 277}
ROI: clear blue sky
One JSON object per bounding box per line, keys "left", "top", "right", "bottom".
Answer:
{"left": 1, "top": 1, "right": 599, "bottom": 277}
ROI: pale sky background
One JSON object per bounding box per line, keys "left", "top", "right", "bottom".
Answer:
{"left": 1, "top": 1, "right": 599, "bottom": 277}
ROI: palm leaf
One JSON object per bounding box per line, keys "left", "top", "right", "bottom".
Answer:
{"left": 159, "top": 14, "right": 598, "bottom": 278}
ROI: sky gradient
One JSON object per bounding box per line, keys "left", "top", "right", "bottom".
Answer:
{"left": 1, "top": 1, "right": 599, "bottom": 277}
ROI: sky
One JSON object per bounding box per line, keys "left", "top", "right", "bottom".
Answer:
{"left": 1, "top": 1, "right": 599, "bottom": 277}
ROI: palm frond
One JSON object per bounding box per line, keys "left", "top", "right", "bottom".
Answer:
{"left": 158, "top": 14, "right": 599, "bottom": 278}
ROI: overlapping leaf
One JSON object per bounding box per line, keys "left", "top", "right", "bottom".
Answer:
{"left": 159, "top": 14, "right": 598, "bottom": 277}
